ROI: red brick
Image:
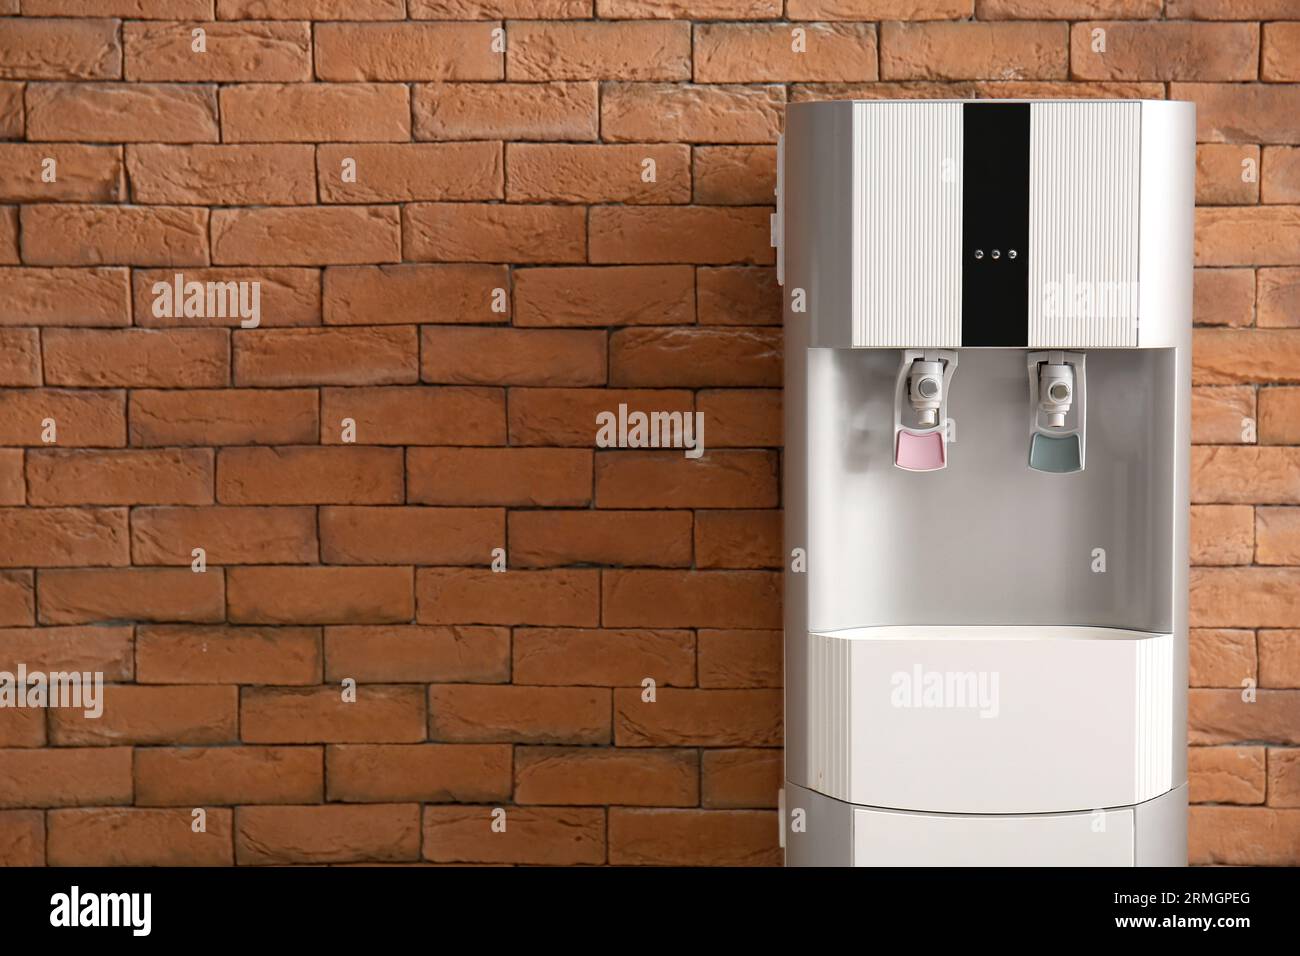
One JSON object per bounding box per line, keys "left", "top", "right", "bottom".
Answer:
{"left": 236, "top": 804, "right": 420, "bottom": 864}
{"left": 327, "top": 743, "right": 511, "bottom": 802}
{"left": 134, "top": 267, "right": 321, "bottom": 328}
{"left": 1071, "top": 22, "right": 1257, "bottom": 81}
{"left": 795, "top": 0, "right": 966, "bottom": 14}
{"left": 421, "top": 327, "right": 606, "bottom": 386}
{"left": 1192, "top": 447, "right": 1300, "bottom": 504}
{"left": 0, "top": 143, "right": 123, "bottom": 202}
{"left": 324, "top": 624, "right": 509, "bottom": 683}
{"left": 1262, "top": 22, "right": 1300, "bottom": 82}
{"left": 1196, "top": 145, "right": 1260, "bottom": 205}
{"left": 241, "top": 685, "right": 426, "bottom": 744}
{"left": 1195, "top": 269, "right": 1254, "bottom": 328}
{"left": 234, "top": 324, "right": 417, "bottom": 386}
{"left": 130, "top": 389, "right": 317, "bottom": 447}
{"left": 701, "top": 748, "right": 781, "bottom": 808}
{"left": 515, "top": 747, "right": 698, "bottom": 806}
{"left": 1189, "top": 746, "right": 1265, "bottom": 804}
{"left": 213, "top": 205, "right": 401, "bottom": 266}
{"left": 0, "top": 811, "right": 43, "bottom": 866}
{"left": 612, "top": 327, "right": 781, "bottom": 386}
{"left": 0, "top": 707, "right": 43, "bottom": 748}
{"left": 590, "top": 206, "right": 774, "bottom": 265}
{"left": 696, "top": 22, "right": 877, "bottom": 83}
{"left": 51, "top": 685, "right": 237, "bottom": 745}
{"left": 1191, "top": 688, "right": 1300, "bottom": 744}
{"left": 615, "top": 687, "right": 782, "bottom": 746}
{"left": 606, "top": 0, "right": 780, "bottom": 14}
{"left": 429, "top": 684, "right": 610, "bottom": 743}
{"left": 136, "top": 746, "right": 323, "bottom": 807}
{"left": 509, "top": 21, "right": 689, "bottom": 81}
{"left": 1192, "top": 568, "right": 1300, "bottom": 628}
{"left": 698, "top": 266, "right": 781, "bottom": 325}
{"left": 227, "top": 566, "right": 414, "bottom": 625}
{"left": 0, "top": 572, "right": 33, "bottom": 627}
{"left": 220, "top": 82, "right": 410, "bottom": 143}
{"left": 0, "top": 748, "right": 132, "bottom": 808}
{"left": 596, "top": 450, "right": 779, "bottom": 509}
{"left": 318, "top": 143, "right": 502, "bottom": 203}
{"left": 413, "top": 81, "right": 598, "bottom": 141}
{"left": 609, "top": 808, "right": 780, "bottom": 866}
{"left": 1190, "top": 504, "right": 1254, "bottom": 566}
{"left": 28, "top": 448, "right": 213, "bottom": 507}
{"left": 423, "top": 805, "right": 604, "bottom": 865}
{"left": 0, "top": 625, "right": 133, "bottom": 678}
{"left": 316, "top": 22, "right": 501, "bottom": 82}
{"left": 1197, "top": 207, "right": 1300, "bottom": 267}
{"left": 38, "top": 567, "right": 223, "bottom": 624}
{"left": 1257, "top": 508, "right": 1300, "bottom": 566}
{"left": 324, "top": 264, "right": 507, "bottom": 326}
{"left": 0, "top": 507, "right": 127, "bottom": 568}
{"left": 513, "top": 626, "right": 694, "bottom": 686}
{"left": 218, "top": 448, "right": 403, "bottom": 507}
{"left": 0, "top": 453, "right": 19, "bottom": 506}
{"left": 320, "top": 386, "right": 504, "bottom": 445}
{"left": 416, "top": 568, "right": 599, "bottom": 626}
{"left": 1194, "top": 330, "right": 1300, "bottom": 385}
{"left": 509, "top": 510, "right": 692, "bottom": 567}
{"left": 1270, "top": 748, "right": 1300, "bottom": 806}
{"left": 125, "top": 20, "right": 310, "bottom": 82}
{"left": 21, "top": 204, "right": 208, "bottom": 267}
{"left": 694, "top": 145, "right": 776, "bottom": 205}
{"left": 1192, "top": 386, "right": 1254, "bottom": 444}
{"left": 0, "top": 389, "right": 126, "bottom": 446}
{"left": 1173, "top": 83, "right": 1300, "bottom": 145}
{"left": 881, "top": 21, "right": 1067, "bottom": 81}
{"left": 31, "top": 0, "right": 211, "bottom": 13}
{"left": 1264, "top": 147, "right": 1300, "bottom": 205}
{"left": 603, "top": 570, "right": 782, "bottom": 628}
{"left": 404, "top": 202, "right": 586, "bottom": 263}
{"left": 407, "top": 448, "right": 592, "bottom": 506}
{"left": 514, "top": 265, "right": 694, "bottom": 327}
{"left": 218, "top": 0, "right": 402, "bottom": 15}
{"left": 699, "top": 628, "right": 781, "bottom": 688}
{"left": 602, "top": 82, "right": 784, "bottom": 144}
{"left": 977, "top": 0, "right": 1151, "bottom": 14}
{"left": 699, "top": 389, "right": 782, "bottom": 447}
{"left": 0, "top": 330, "right": 38, "bottom": 386}
{"left": 1259, "top": 268, "right": 1300, "bottom": 328}
{"left": 1190, "top": 628, "right": 1256, "bottom": 687}
{"left": 48, "top": 808, "right": 233, "bottom": 866}
{"left": 413, "top": 0, "right": 589, "bottom": 13}
{"left": 508, "top": 387, "right": 694, "bottom": 446}
{"left": 506, "top": 143, "right": 689, "bottom": 203}
{"left": 0, "top": 83, "right": 19, "bottom": 140}
{"left": 1190, "top": 806, "right": 1300, "bottom": 866}
{"left": 136, "top": 624, "right": 320, "bottom": 685}
{"left": 1259, "top": 630, "right": 1300, "bottom": 688}
{"left": 127, "top": 144, "right": 314, "bottom": 205}
{"left": 321, "top": 506, "right": 503, "bottom": 565}
{"left": 0, "top": 18, "right": 121, "bottom": 81}
{"left": 27, "top": 82, "right": 217, "bottom": 142}
{"left": 44, "top": 328, "right": 227, "bottom": 387}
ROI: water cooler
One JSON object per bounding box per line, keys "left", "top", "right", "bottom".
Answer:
{"left": 776, "top": 99, "right": 1193, "bottom": 866}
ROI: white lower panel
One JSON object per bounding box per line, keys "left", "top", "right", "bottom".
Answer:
{"left": 805, "top": 625, "right": 1177, "bottom": 814}
{"left": 853, "top": 805, "right": 1135, "bottom": 866}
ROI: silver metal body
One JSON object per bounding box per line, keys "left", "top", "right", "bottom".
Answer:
{"left": 778, "top": 100, "right": 1194, "bottom": 866}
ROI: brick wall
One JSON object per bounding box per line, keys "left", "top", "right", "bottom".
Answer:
{"left": 0, "top": 0, "right": 1296, "bottom": 867}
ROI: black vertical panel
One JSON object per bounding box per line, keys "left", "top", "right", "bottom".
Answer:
{"left": 961, "top": 103, "right": 1030, "bottom": 347}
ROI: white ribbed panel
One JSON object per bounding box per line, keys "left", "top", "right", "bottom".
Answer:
{"left": 807, "top": 631, "right": 850, "bottom": 799}
{"left": 852, "top": 102, "right": 962, "bottom": 348}
{"left": 1029, "top": 102, "right": 1140, "bottom": 347}
{"left": 1135, "top": 633, "right": 1175, "bottom": 803}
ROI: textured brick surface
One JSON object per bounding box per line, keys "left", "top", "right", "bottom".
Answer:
{"left": 0, "top": 3, "right": 1294, "bottom": 871}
